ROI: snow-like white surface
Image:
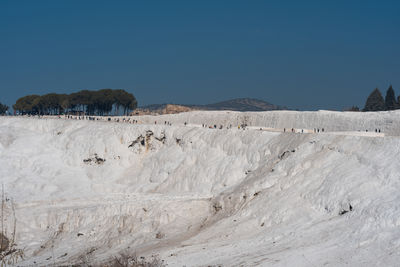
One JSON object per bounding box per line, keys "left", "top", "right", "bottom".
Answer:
{"left": 0, "top": 110, "right": 400, "bottom": 266}
{"left": 129, "top": 109, "right": 400, "bottom": 136}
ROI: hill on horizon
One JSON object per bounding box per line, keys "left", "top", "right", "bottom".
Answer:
{"left": 140, "top": 98, "right": 288, "bottom": 112}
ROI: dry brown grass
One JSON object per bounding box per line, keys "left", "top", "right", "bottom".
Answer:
{"left": 1, "top": 185, "right": 24, "bottom": 266}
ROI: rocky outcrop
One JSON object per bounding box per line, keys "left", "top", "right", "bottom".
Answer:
{"left": 131, "top": 104, "right": 197, "bottom": 116}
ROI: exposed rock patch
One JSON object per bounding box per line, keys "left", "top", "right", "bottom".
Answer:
{"left": 83, "top": 154, "right": 106, "bottom": 165}
{"left": 129, "top": 130, "right": 167, "bottom": 153}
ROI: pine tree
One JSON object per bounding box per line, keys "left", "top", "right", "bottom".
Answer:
{"left": 385, "top": 85, "right": 397, "bottom": 110}
{"left": 398, "top": 96, "right": 400, "bottom": 109}
{"left": 363, "top": 88, "right": 385, "bottom": 111}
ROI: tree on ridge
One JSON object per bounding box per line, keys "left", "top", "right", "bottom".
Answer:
{"left": 385, "top": 85, "right": 397, "bottom": 110}
{"left": 0, "top": 102, "right": 8, "bottom": 115}
{"left": 363, "top": 88, "right": 385, "bottom": 111}
{"left": 13, "top": 89, "right": 138, "bottom": 116}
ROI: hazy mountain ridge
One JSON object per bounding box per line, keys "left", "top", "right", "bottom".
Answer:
{"left": 140, "top": 98, "right": 287, "bottom": 112}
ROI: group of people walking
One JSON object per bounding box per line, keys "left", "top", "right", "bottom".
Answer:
{"left": 27, "top": 114, "right": 384, "bottom": 135}
{"left": 64, "top": 115, "right": 141, "bottom": 124}
{"left": 200, "top": 123, "right": 234, "bottom": 129}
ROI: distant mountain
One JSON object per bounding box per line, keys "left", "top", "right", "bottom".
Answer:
{"left": 139, "top": 98, "right": 287, "bottom": 114}
{"left": 198, "top": 98, "right": 286, "bottom": 111}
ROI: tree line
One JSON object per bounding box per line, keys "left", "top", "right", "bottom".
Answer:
{"left": 363, "top": 85, "right": 400, "bottom": 111}
{"left": 4, "top": 85, "right": 399, "bottom": 116}
{"left": 12, "top": 89, "right": 137, "bottom": 116}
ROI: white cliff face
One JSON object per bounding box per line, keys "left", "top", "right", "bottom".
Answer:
{"left": 0, "top": 111, "right": 399, "bottom": 266}
{"left": 128, "top": 109, "right": 400, "bottom": 135}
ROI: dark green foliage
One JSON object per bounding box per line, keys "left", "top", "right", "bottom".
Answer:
{"left": 113, "top": 89, "right": 138, "bottom": 115}
{"left": 385, "top": 85, "right": 397, "bottom": 110}
{"left": 0, "top": 102, "right": 8, "bottom": 115}
{"left": 93, "top": 89, "right": 114, "bottom": 116}
{"left": 363, "top": 88, "right": 385, "bottom": 111}
{"left": 13, "top": 95, "right": 41, "bottom": 114}
{"left": 13, "top": 89, "right": 137, "bottom": 116}
{"left": 398, "top": 96, "right": 400, "bottom": 109}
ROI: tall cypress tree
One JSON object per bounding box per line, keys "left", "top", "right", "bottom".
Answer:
{"left": 363, "top": 88, "right": 385, "bottom": 111}
{"left": 398, "top": 96, "right": 400, "bottom": 109}
{"left": 385, "top": 85, "right": 397, "bottom": 110}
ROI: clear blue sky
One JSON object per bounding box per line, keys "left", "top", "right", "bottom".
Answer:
{"left": 1, "top": 0, "right": 399, "bottom": 110}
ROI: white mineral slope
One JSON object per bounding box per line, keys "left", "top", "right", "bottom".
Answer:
{"left": 0, "top": 112, "right": 399, "bottom": 266}
{"left": 129, "top": 109, "right": 400, "bottom": 136}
